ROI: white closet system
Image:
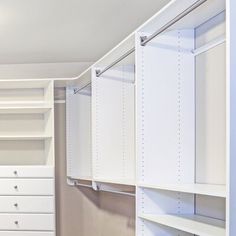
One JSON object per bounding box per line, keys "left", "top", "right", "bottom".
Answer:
{"left": 65, "top": 0, "right": 236, "bottom": 235}
{"left": 0, "top": 80, "right": 55, "bottom": 235}
{"left": 1, "top": 0, "right": 234, "bottom": 235}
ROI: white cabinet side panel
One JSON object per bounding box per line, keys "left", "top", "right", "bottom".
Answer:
{"left": 92, "top": 66, "right": 135, "bottom": 184}
{"left": 136, "top": 30, "right": 195, "bottom": 185}
{"left": 226, "top": 0, "right": 236, "bottom": 235}
{"left": 66, "top": 88, "right": 92, "bottom": 180}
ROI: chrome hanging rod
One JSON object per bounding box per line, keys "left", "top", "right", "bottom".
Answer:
{"left": 99, "top": 188, "right": 135, "bottom": 197}
{"left": 75, "top": 182, "right": 93, "bottom": 189}
{"left": 140, "top": 0, "right": 207, "bottom": 46}
{"left": 96, "top": 47, "right": 135, "bottom": 78}
{"left": 74, "top": 181, "right": 135, "bottom": 196}
{"left": 74, "top": 82, "right": 91, "bottom": 94}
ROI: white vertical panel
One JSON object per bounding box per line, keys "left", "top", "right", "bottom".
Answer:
{"left": 226, "top": 0, "right": 236, "bottom": 235}
{"left": 136, "top": 29, "right": 195, "bottom": 185}
{"left": 92, "top": 65, "right": 135, "bottom": 185}
{"left": 66, "top": 87, "right": 92, "bottom": 180}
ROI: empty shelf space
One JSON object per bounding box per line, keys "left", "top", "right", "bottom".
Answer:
{"left": 0, "top": 135, "right": 52, "bottom": 141}
{"left": 138, "top": 183, "right": 226, "bottom": 198}
{"left": 139, "top": 214, "right": 225, "bottom": 236}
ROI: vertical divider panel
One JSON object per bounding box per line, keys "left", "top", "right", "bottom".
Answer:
{"left": 136, "top": 29, "right": 195, "bottom": 185}
{"left": 136, "top": 29, "right": 195, "bottom": 235}
{"left": 227, "top": 0, "right": 236, "bottom": 235}
{"left": 92, "top": 65, "right": 135, "bottom": 185}
{"left": 66, "top": 87, "right": 92, "bottom": 180}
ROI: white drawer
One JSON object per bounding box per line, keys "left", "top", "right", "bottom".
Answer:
{"left": 0, "top": 179, "right": 54, "bottom": 195}
{"left": 0, "top": 166, "right": 54, "bottom": 178}
{"left": 0, "top": 214, "right": 54, "bottom": 231}
{"left": 0, "top": 196, "right": 54, "bottom": 213}
{"left": 0, "top": 232, "right": 54, "bottom": 236}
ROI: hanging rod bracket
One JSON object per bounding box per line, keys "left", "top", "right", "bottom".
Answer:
{"left": 92, "top": 181, "right": 99, "bottom": 191}
{"left": 140, "top": 36, "right": 148, "bottom": 46}
{"left": 96, "top": 69, "right": 101, "bottom": 77}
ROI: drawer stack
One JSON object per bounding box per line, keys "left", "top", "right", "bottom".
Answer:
{"left": 0, "top": 166, "right": 55, "bottom": 236}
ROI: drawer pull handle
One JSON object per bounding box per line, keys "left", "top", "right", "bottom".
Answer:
{"left": 14, "top": 203, "right": 18, "bottom": 207}
{"left": 14, "top": 186, "right": 18, "bottom": 190}
{"left": 14, "top": 171, "right": 18, "bottom": 176}
{"left": 14, "top": 221, "right": 19, "bottom": 225}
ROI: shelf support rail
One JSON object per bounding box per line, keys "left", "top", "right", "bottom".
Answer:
{"left": 140, "top": 0, "right": 207, "bottom": 46}
{"left": 95, "top": 47, "right": 135, "bottom": 78}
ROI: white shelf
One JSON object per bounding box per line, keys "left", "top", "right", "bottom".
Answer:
{"left": 138, "top": 183, "right": 226, "bottom": 198}
{"left": 0, "top": 101, "right": 50, "bottom": 105}
{"left": 0, "top": 135, "right": 52, "bottom": 141}
{"left": 139, "top": 214, "right": 225, "bottom": 236}
{"left": 0, "top": 106, "right": 52, "bottom": 114}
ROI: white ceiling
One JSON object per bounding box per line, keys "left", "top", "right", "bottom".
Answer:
{"left": 0, "top": 0, "right": 170, "bottom": 64}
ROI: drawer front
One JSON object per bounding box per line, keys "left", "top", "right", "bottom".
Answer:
{"left": 0, "top": 179, "right": 54, "bottom": 195}
{"left": 0, "top": 214, "right": 54, "bottom": 231}
{"left": 0, "top": 196, "right": 54, "bottom": 213}
{"left": 0, "top": 166, "right": 54, "bottom": 178}
{"left": 0, "top": 232, "right": 54, "bottom": 236}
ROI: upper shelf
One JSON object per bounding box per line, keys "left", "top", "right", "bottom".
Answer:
{"left": 138, "top": 183, "right": 226, "bottom": 198}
